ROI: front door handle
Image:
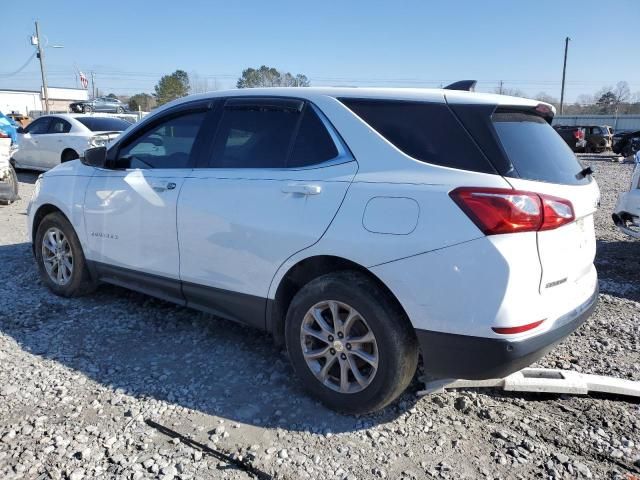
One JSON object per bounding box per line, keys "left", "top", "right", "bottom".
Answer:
{"left": 281, "top": 184, "right": 322, "bottom": 195}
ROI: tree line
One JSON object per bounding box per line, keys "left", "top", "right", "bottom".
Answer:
{"left": 497, "top": 81, "right": 640, "bottom": 115}
{"left": 124, "top": 65, "right": 310, "bottom": 111}
{"left": 121, "top": 69, "right": 640, "bottom": 116}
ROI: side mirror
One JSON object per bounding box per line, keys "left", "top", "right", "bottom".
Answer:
{"left": 81, "top": 146, "right": 107, "bottom": 168}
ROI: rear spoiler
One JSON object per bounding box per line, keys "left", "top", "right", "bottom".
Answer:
{"left": 444, "top": 80, "right": 477, "bottom": 92}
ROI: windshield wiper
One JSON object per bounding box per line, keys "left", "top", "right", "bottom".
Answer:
{"left": 576, "top": 166, "right": 593, "bottom": 180}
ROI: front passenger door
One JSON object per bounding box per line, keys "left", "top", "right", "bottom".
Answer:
{"left": 14, "top": 117, "right": 51, "bottom": 169}
{"left": 83, "top": 104, "right": 210, "bottom": 303}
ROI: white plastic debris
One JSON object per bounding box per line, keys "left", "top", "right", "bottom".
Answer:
{"left": 418, "top": 368, "right": 640, "bottom": 398}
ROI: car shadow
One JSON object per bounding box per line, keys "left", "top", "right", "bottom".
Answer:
{"left": 0, "top": 242, "right": 420, "bottom": 434}
{"left": 595, "top": 238, "right": 640, "bottom": 302}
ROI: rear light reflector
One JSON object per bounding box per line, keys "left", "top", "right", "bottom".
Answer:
{"left": 450, "top": 187, "right": 575, "bottom": 235}
{"left": 492, "top": 319, "right": 545, "bottom": 335}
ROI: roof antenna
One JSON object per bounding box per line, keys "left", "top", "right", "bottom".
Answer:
{"left": 444, "top": 80, "right": 477, "bottom": 92}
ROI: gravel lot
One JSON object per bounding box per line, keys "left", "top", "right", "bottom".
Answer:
{"left": 1, "top": 158, "right": 639, "bottom": 480}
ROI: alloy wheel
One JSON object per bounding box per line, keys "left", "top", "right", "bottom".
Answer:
{"left": 41, "top": 227, "right": 73, "bottom": 286}
{"left": 300, "top": 300, "right": 379, "bottom": 394}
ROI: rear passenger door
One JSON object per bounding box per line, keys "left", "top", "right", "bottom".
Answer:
{"left": 177, "top": 97, "right": 357, "bottom": 328}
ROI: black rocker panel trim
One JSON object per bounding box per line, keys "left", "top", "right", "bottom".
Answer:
{"left": 90, "top": 261, "right": 267, "bottom": 330}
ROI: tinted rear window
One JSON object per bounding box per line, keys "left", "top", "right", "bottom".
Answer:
{"left": 492, "top": 112, "right": 589, "bottom": 185}
{"left": 339, "top": 99, "right": 494, "bottom": 173}
{"left": 76, "top": 117, "right": 131, "bottom": 132}
{"left": 288, "top": 107, "right": 339, "bottom": 167}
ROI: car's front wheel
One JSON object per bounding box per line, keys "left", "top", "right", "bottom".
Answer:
{"left": 285, "top": 271, "right": 418, "bottom": 414}
{"left": 34, "top": 212, "right": 96, "bottom": 297}
{"left": 83, "top": 105, "right": 93, "bottom": 113}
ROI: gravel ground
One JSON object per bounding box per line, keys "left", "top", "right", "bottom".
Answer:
{"left": 1, "top": 158, "right": 639, "bottom": 480}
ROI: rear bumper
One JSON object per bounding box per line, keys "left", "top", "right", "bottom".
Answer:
{"left": 417, "top": 284, "right": 599, "bottom": 380}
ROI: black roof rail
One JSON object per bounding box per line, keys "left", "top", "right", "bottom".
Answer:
{"left": 444, "top": 80, "right": 477, "bottom": 92}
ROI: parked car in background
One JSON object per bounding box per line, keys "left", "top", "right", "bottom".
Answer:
{"left": 553, "top": 125, "right": 586, "bottom": 152}
{"left": 612, "top": 151, "right": 640, "bottom": 238}
{"left": 69, "top": 97, "right": 128, "bottom": 114}
{"left": 612, "top": 130, "right": 640, "bottom": 157}
{"left": 7, "top": 112, "right": 31, "bottom": 128}
{"left": 27, "top": 87, "right": 599, "bottom": 413}
{"left": 0, "top": 111, "right": 19, "bottom": 144}
{"left": 12, "top": 114, "right": 131, "bottom": 171}
{"left": 581, "top": 125, "right": 613, "bottom": 153}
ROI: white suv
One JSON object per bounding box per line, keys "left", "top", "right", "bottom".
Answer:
{"left": 27, "top": 87, "right": 600, "bottom": 413}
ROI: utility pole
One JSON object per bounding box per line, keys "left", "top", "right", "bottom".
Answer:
{"left": 560, "top": 37, "right": 570, "bottom": 115}
{"left": 499, "top": 80, "right": 503, "bottom": 95}
{"left": 90, "top": 72, "right": 96, "bottom": 99}
{"left": 34, "top": 21, "right": 50, "bottom": 114}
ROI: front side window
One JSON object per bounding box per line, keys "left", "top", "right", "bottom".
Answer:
{"left": 25, "top": 118, "right": 51, "bottom": 134}
{"left": 118, "top": 111, "right": 205, "bottom": 169}
{"left": 48, "top": 118, "right": 71, "bottom": 134}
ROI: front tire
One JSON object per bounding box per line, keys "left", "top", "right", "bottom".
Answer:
{"left": 0, "top": 165, "right": 18, "bottom": 205}
{"left": 83, "top": 105, "right": 93, "bottom": 113}
{"left": 285, "top": 271, "right": 418, "bottom": 414}
{"left": 34, "top": 212, "right": 96, "bottom": 297}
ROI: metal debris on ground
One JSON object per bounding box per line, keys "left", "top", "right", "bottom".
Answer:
{"left": 145, "top": 419, "right": 273, "bottom": 480}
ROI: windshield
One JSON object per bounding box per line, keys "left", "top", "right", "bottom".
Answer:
{"left": 76, "top": 117, "right": 131, "bottom": 132}
{"left": 492, "top": 112, "right": 590, "bottom": 185}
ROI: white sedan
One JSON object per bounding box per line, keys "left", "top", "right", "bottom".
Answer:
{"left": 12, "top": 114, "right": 131, "bottom": 171}
{"left": 613, "top": 152, "right": 640, "bottom": 238}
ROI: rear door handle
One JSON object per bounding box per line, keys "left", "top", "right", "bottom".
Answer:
{"left": 281, "top": 184, "right": 322, "bottom": 195}
{"left": 150, "top": 181, "right": 177, "bottom": 192}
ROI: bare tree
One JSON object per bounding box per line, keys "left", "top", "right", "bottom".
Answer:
{"left": 493, "top": 87, "right": 526, "bottom": 97}
{"left": 613, "top": 81, "right": 631, "bottom": 104}
{"left": 534, "top": 92, "right": 559, "bottom": 105}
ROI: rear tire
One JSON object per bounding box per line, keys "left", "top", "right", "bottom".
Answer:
{"left": 285, "top": 271, "right": 418, "bottom": 414}
{"left": 117, "top": 107, "right": 125, "bottom": 113}
{"left": 61, "top": 150, "right": 79, "bottom": 163}
{"left": 34, "top": 212, "right": 96, "bottom": 297}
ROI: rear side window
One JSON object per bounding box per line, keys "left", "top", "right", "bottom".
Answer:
{"left": 339, "top": 99, "right": 494, "bottom": 173}
{"left": 76, "top": 117, "right": 131, "bottom": 132}
{"left": 492, "top": 112, "right": 589, "bottom": 185}
{"left": 210, "top": 105, "right": 299, "bottom": 168}
{"left": 289, "top": 107, "right": 339, "bottom": 167}
{"left": 48, "top": 118, "right": 71, "bottom": 134}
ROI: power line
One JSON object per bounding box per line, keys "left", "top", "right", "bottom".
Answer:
{"left": 0, "top": 52, "right": 37, "bottom": 77}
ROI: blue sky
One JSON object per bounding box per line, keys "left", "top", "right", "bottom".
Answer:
{"left": 3, "top": 0, "right": 639, "bottom": 102}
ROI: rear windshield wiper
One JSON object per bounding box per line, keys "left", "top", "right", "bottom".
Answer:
{"left": 576, "top": 166, "right": 593, "bottom": 180}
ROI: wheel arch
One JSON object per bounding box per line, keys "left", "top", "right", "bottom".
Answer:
{"left": 268, "top": 254, "right": 411, "bottom": 347}
{"left": 61, "top": 148, "right": 79, "bottom": 163}
{"left": 32, "top": 204, "right": 70, "bottom": 245}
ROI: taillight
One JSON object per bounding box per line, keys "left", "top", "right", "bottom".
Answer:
{"left": 450, "top": 187, "right": 575, "bottom": 235}
{"left": 492, "top": 319, "right": 545, "bottom": 335}
{"left": 0, "top": 131, "right": 9, "bottom": 138}
{"left": 573, "top": 129, "right": 584, "bottom": 140}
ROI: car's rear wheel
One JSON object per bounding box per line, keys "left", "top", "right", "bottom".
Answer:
{"left": 35, "top": 212, "right": 96, "bottom": 297}
{"left": 117, "top": 107, "right": 125, "bottom": 113}
{"left": 61, "top": 150, "right": 79, "bottom": 163}
{"left": 285, "top": 271, "right": 418, "bottom": 414}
